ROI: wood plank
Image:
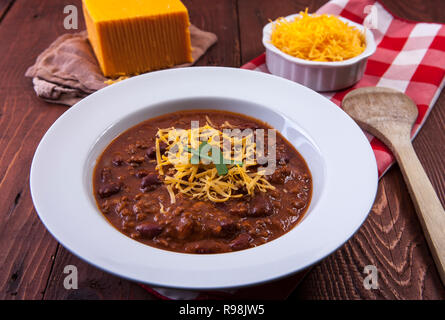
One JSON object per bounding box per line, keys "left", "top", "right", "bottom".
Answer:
{"left": 184, "top": 0, "right": 240, "bottom": 67}
{"left": 0, "top": 0, "right": 81, "bottom": 299}
{"left": 382, "top": 165, "right": 445, "bottom": 299}
{"left": 237, "top": 0, "right": 328, "bottom": 65}
{"left": 378, "top": 0, "right": 445, "bottom": 23}
{"left": 43, "top": 252, "right": 152, "bottom": 300}
{"left": 413, "top": 90, "right": 445, "bottom": 209}
{"left": 42, "top": 0, "right": 241, "bottom": 299}
{"left": 0, "top": 0, "right": 14, "bottom": 23}
{"left": 0, "top": 162, "right": 59, "bottom": 299}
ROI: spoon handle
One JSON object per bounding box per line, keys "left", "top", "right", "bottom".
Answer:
{"left": 394, "top": 141, "right": 445, "bottom": 285}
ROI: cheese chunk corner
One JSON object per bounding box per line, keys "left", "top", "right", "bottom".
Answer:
{"left": 82, "top": 0, "right": 193, "bottom": 77}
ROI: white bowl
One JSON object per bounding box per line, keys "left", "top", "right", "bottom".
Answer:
{"left": 30, "top": 67, "right": 377, "bottom": 290}
{"left": 262, "top": 14, "right": 377, "bottom": 92}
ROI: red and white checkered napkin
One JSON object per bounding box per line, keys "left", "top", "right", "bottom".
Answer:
{"left": 144, "top": 0, "right": 445, "bottom": 300}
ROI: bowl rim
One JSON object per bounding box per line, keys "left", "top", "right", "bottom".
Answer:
{"left": 30, "top": 67, "right": 378, "bottom": 290}
{"left": 262, "top": 13, "right": 377, "bottom": 67}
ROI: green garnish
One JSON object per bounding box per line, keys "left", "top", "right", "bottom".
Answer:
{"left": 185, "top": 141, "right": 242, "bottom": 176}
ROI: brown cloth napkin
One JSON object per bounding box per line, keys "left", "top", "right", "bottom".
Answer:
{"left": 25, "top": 25, "right": 217, "bottom": 106}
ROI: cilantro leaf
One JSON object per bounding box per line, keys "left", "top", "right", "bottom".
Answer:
{"left": 185, "top": 142, "right": 241, "bottom": 176}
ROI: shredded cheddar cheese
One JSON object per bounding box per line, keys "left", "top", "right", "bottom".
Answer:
{"left": 155, "top": 121, "right": 275, "bottom": 203}
{"left": 104, "top": 75, "right": 130, "bottom": 85}
{"left": 270, "top": 9, "right": 366, "bottom": 62}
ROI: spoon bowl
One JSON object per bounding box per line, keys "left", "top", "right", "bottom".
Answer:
{"left": 342, "top": 87, "right": 417, "bottom": 146}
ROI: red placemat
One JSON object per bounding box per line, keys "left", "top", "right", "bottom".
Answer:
{"left": 144, "top": 0, "right": 445, "bottom": 300}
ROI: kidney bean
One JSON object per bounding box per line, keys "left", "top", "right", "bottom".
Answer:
{"left": 230, "top": 233, "right": 252, "bottom": 251}
{"left": 159, "top": 142, "right": 167, "bottom": 153}
{"left": 98, "top": 182, "right": 121, "bottom": 198}
{"left": 136, "top": 223, "right": 163, "bottom": 239}
{"left": 146, "top": 143, "right": 167, "bottom": 159}
{"left": 140, "top": 173, "right": 161, "bottom": 192}
{"left": 146, "top": 146, "right": 156, "bottom": 159}
{"left": 248, "top": 193, "right": 274, "bottom": 217}
{"left": 292, "top": 200, "right": 306, "bottom": 210}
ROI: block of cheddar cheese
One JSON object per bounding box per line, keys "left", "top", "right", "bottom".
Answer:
{"left": 82, "top": 0, "right": 193, "bottom": 77}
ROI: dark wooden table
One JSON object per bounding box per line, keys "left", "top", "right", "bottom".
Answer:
{"left": 1, "top": 0, "right": 444, "bottom": 300}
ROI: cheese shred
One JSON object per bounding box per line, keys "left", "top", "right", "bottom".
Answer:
{"left": 270, "top": 9, "right": 366, "bottom": 62}
{"left": 155, "top": 121, "right": 275, "bottom": 203}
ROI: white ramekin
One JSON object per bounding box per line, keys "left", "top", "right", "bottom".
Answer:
{"left": 262, "top": 14, "right": 377, "bottom": 92}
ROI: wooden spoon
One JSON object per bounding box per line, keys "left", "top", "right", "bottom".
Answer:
{"left": 342, "top": 87, "right": 445, "bottom": 285}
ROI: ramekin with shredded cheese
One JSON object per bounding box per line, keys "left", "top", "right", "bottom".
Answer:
{"left": 262, "top": 12, "right": 376, "bottom": 91}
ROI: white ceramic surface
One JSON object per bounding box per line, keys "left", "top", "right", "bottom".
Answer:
{"left": 30, "top": 67, "right": 378, "bottom": 290}
{"left": 263, "top": 14, "right": 377, "bottom": 92}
